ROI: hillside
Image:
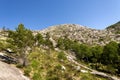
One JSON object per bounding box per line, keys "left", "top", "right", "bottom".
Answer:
{"left": 0, "top": 23, "right": 120, "bottom": 80}
{"left": 24, "top": 48, "right": 108, "bottom": 80}
{"left": 38, "top": 24, "right": 120, "bottom": 46}
{"left": 106, "top": 21, "right": 120, "bottom": 34}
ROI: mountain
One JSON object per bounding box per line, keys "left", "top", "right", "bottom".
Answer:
{"left": 38, "top": 24, "right": 120, "bottom": 46}
{"left": 107, "top": 21, "right": 120, "bottom": 29}
{"left": 0, "top": 22, "right": 120, "bottom": 80}
{"left": 106, "top": 21, "right": 120, "bottom": 34}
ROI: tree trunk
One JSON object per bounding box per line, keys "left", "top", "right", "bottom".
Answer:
{"left": 18, "top": 49, "right": 28, "bottom": 67}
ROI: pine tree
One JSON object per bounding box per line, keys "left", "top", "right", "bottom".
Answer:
{"left": 8, "top": 24, "right": 34, "bottom": 66}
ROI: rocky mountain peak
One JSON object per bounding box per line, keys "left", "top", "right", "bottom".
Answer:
{"left": 36, "top": 23, "right": 120, "bottom": 46}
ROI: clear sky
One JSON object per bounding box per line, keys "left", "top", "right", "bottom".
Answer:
{"left": 0, "top": 0, "right": 120, "bottom": 30}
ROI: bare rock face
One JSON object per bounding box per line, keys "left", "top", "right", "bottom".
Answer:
{"left": 0, "top": 61, "right": 29, "bottom": 80}
{"left": 37, "top": 24, "right": 120, "bottom": 46}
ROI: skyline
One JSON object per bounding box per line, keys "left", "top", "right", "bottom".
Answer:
{"left": 0, "top": 0, "right": 120, "bottom": 30}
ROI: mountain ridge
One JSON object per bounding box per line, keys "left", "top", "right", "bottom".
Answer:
{"left": 35, "top": 23, "right": 120, "bottom": 46}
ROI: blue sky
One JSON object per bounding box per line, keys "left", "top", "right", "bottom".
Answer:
{"left": 0, "top": 0, "right": 120, "bottom": 30}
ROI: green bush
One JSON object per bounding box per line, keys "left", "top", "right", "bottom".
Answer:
{"left": 24, "top": 67, "right": 31, "bottom": 76}
{"left": 32, "top": 73, "right": 42, "bottom": 80}
{"left": 57, "top": 52, "right": 66, "bottom": 60}
{"left": 64, "top": 72, "right": 73, "bottom": 80}
{"left": 31, "top": 60, "right": 39, "bottom": 68}
{"left": 46, "top": 70, "right": 60, "bottom": 80}
{"left": 46, "top": 75, "right": 60, "bottom": 80}
{"left": 55, "top": 64, "right": 62, "bottom": 70}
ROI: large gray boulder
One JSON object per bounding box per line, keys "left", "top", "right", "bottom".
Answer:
{"left": 0, "top": 61, "right": 29, "bottom": 80}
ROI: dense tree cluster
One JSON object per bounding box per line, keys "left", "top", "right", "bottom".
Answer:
{"left": 57, "top": 38, "right": 120, "bottom": 75}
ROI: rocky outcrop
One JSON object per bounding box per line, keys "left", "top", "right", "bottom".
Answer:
{"left": 37, "top": 24, "right": 120, "bottom": 46}
{"left": 0, "top": 61, "right": 29, "bottom": 80}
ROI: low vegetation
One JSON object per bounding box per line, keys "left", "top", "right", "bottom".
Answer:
{"left": 23, "top": 48, "right": 106, "bottom": 80}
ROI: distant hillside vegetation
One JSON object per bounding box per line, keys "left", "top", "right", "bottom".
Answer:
{"left": 106, "top": 21, "right": 120, "bottom": 34}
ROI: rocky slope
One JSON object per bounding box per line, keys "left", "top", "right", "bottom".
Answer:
{"left": 0, "top": 60, "right": 29, "bottom": 80}
{"left": 37, "top": 23, "right": 120, "bottom": 46}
